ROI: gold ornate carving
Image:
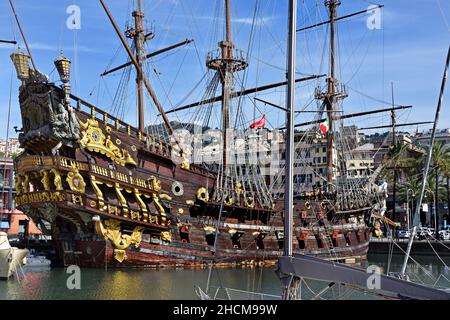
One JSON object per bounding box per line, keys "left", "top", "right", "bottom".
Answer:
{"left": 152, "top": 194, "right": 166, "bottom": 224}
{"left": 374, "top": 220, "right": 383, "bottom": 238}
{"left": 134, "top": 188, "right": 148, "bottom": 214}
{"left": 180, "top": 162, "right": 190, "bottom": 170}
{"left": 107, "top": 204, "right": 119, "bottom": 215}
{"left": 148, "top": 215, "right": 159, "bottom": 224}
{"left": 130, "top": 210, "right": 141, "bottom": 221}
{"left": 16, "top": 191, "right": 65, "bottom": 206}
{"left": 22, "top": 174, "right": 30, "bottom": 193}
{"left": 95, "top": 219, "right": 144, "bottom": 263}
{"left": 148, "top": 176, "right": 161, "bottom": 192}
{"left": 90, "top": 176, "right": 105, "bottom": 211}
{"left": 50, "top": 169, "right": 63, "bottom": 191}
{"left": 160, "top": 231, "right": 171, "bottom": 243}
{"left": 224, "top": 194, "right": 233, "bottom": 206}
{"left": 66, "top": 169, "right": 86, "bottom": 193}
{"left": 245, "top": 196, "right": 255, "bottom": 208}
{"left": 235, "top": 181, "right": 244, "bottom": 195}
{"left": 71, "top": 194, "right": 83, "bottom": 206}
{"left": 160, "top": 194, "right": 172, "bottom": 201}
{"left": 14, "top": 175, "right": 22, "bottom": 195}
{"left": 79, "top": 118, "right": 137, "bottom": 167}
{"left": 115, "top": 182, "right": 129, "bottom": 217}
{"left": 186, "top": 200, "right": 194, "bottom": 206}
{"left": 40, "top": 170, "right": 51, "bottom": 191}
{"left": 197, "top": 187, "right": 209, "bottom": 202}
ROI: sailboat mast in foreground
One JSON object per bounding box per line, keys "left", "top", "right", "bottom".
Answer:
{"left": 280, "top": 0, "right": 298, "bottom": 300}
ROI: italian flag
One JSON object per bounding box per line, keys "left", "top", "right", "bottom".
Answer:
{"left": 319, "top": 119, "right": 329, "bottom": 134}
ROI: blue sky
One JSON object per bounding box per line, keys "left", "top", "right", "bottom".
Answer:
{"left": 0, "top": 0, "right": 449, "bottom": 139}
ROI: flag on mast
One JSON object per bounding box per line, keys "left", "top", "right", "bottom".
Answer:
{"left": 250, "top": 114, "right": 266, "bottom": 129}
{"left": 319, "top": 119, "right": 329, "bottom": 134}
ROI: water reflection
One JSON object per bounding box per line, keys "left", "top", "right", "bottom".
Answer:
{"left": 0, "top": 254, "right": 449, "bottom": 300}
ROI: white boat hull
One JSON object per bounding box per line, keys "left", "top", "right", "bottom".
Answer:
{"left": 0, "top": 248, "right": 29, "bottom": 279}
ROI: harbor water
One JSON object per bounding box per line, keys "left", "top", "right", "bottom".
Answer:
{"left": 1, "top": 254, "right": 449, "bottom": 300}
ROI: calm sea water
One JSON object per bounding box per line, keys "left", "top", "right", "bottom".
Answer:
{"left": 1, "top": 254, "right": 449, "bottom": 300}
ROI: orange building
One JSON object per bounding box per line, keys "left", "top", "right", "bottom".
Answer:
{"left": 0, "top": 159, "right": 42, "bottom": 236}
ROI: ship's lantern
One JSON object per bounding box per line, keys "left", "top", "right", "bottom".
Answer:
{"left": 10, "top": 47, "right": 30, "bottom": 81}
{"left": 54, "top": 52, "right": 71, "bottom": 83}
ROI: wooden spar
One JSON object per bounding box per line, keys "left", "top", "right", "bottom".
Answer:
{"left": 254, "top": 97, "right": 289, "bottom": 112}
{"left": 297, "top": 4, "right": 384, "bottom": 32}
{"left": 297, "top": 105, "right": 412, "bottom": 127}
{"left": 165, "top": 74, "right": 325, "bottom": 115}
{"left": 99, "top": 0, "right": 173, "bottom": 134}
{"left": 0, "top": 39, "right": 17, "bottom": 44}
{"left": 254, "top": 97, "right": 342, "bottom": 113}
{"left": 357, "top": 121, "right": 434, "bottom": 130}
{"left": 276, "top": 105, "right": 412, "bottom": 130}
{"left": 100, "top": 39, "right": 194, "bottom": 77}
{"left": 8, "top": 0, "right": 37, "bottom": 71}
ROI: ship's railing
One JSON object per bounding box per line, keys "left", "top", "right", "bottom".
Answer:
{"left": 69, "top": 93, "right": 142, "bottom": 139}
{"left": 68, "top": 91, "right": 174, "bottom": 157}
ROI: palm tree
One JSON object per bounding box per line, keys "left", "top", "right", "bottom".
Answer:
{"left": 436, "top": 144, "right": 450, "bottom": 223}
{"left": 430, "top": 142, "right": 450, "bottom": 230}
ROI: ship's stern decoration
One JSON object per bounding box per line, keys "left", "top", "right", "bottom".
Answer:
{"left": 19, "top": 71, "right": 80, "bottom": 149}
{"left": 95, "top": 219, "right": 144, "bottom": 263}
{"left": 79, "top": 118, "right": 137, "bottom": 166}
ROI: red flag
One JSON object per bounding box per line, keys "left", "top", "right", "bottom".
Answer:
{"left": 319, "top": 119, "right": 329, "bottom": 134}
{"left": 249, "top": 114, "right": 266, "bottom": 129}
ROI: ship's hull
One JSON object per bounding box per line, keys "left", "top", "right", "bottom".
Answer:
{"left": 14, "top": 81, "right": 375, "bottom": 269}
{"left": 55, "top": 229, "right": 371, "bottom": 268}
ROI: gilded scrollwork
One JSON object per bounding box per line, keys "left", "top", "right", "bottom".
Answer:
{"left": 148, "top": 176, "right": 161, "bottom": 192}
{"left": 160, "top": 231, "right": 172, "bottom": 243}
{"left": 134, "top": 188, "right": 148, "bottom": 214}
{"left": 114, "top": 182, "right": 129, "bottom": 217}
{"left": 90, "top": 176, "right": 105, "bottom": 211}
{"left": 79, "top": 118, "right": 137, "bottom": 167}
{"left": 22, "top": 174, "right": 30, "bottom": 193}
{"left": 66, "top": 169, "right": 86, "bottom": 193}
{"left": 40, "top": 170, "right": 51, "bottom": 191}
{"left": 235, "top": 181, "right": 244, "bottom": 195}
{"left": 95, "top": 219, "right": 144, "bottom": 263}
{"left": 50, "top": 169, "right": 63, "bottom": 191}
{"left": 14, "top": 175, "right": 22, "bottom": 195}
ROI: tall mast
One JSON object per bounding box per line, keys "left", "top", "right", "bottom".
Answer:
{"left": 281, "top": 0, "right": 298, "bottom": 300}
{"left": 222, "top": 0, "right": 232, "bottom": 171}
{"left": 206, "top": 0, "right": 247, "bottom": 175}
{"left": 391, "top": 83, "right": 397, "bottom": 221}
{"left": 128, "top": 0, "right": 147, "bottom": 133}
{"left": 134, "top": 0, "right": 145, "bottom": 132}
{"left": 325, "top": 0, "right": 338, "bottom": 188}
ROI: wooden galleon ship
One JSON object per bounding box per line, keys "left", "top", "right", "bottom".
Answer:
{"left": 10, "top": 0, "right": 380, "bottom": 268}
